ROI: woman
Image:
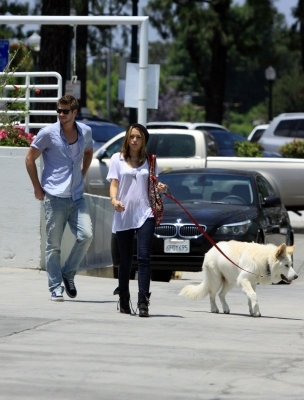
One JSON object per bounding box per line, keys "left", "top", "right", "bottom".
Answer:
{"left": 106, "top": 123, "right": 167, "bottom": 317}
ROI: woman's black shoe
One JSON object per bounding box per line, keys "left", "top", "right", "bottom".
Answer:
{"left": 137, "top": 291, "right": 151, "bottom": 317}
{"left": 118, "top": 290, "right": 131, "bottom": 314}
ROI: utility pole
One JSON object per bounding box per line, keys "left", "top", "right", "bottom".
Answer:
{"left": 129, "top": 0, "right": 138, "bottom": 125}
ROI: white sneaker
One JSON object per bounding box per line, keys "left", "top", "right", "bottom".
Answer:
{"left": 51, "top": 286, "right": 64, "bottom": 301}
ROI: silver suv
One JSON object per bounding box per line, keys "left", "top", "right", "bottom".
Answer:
{"left": 258, "top": 113, "right": 304, "bottom": 152}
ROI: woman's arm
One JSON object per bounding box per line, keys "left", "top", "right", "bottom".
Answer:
{"left": 110, "top": 179, "right": 125, "bottom": 212}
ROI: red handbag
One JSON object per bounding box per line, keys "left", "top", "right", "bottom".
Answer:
{"left": 148, "top": 154, "right": 164, "bottom": 226}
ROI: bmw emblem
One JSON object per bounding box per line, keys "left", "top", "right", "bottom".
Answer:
{"left": 176, "top": 219, "right": 182, "bottom": 223}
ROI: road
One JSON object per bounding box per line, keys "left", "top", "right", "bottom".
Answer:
{"left": 0, "top": 233, "right": 304, "bottom": 399}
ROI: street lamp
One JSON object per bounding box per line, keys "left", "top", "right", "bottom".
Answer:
{"left": 265, "top": 66, "right": 276, "bottom": 122}
{"left": 28, "top": 32, "right": 41, "bottom": 74}
{"left": 28, "top": 32, "right": 41, "bottom": 53}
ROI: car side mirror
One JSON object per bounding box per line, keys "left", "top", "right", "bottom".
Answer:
{"left": 262, "top": 196, "right": 281, "bottom": 207}
{"left": 96, "top": 148, "right": 107, "bottom": 161}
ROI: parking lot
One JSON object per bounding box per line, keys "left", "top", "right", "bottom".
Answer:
{"left": 0, "top": 229, "right": 303, "bottom": 400}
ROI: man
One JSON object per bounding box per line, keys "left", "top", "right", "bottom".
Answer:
{"left": 25, "top": 95, "right": 93, "bottom": 301}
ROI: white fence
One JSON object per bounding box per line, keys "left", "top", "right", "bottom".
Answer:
{"left": 0, "top": 71, "right": 62, "bottom": 131}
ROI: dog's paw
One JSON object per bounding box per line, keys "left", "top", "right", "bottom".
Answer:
{"left": 223, "top": 309, "right": 230, "bottom": 314}
{"left": 252, "top": 311, "right": 261, "bottom": 317}
{"left": 210, "top": 307, "right": 219, "bottom": 313}
{"left": 251, "top": 304, "right": 261, "bottom": 317}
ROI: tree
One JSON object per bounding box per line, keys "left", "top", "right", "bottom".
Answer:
{"left": 34, "top": 0, "right": 71, "bottom": 123}
{"left": 73, "top": 0, "right": 89, "bottom": 110}
{"left": 0, "top": 1, "right": 29, "bottom": 40}
{"left": 145, "top": 0, "right": 277, "bottom": 124}
{"left": 292, "top": 0, "right": 304, "bottom": 72}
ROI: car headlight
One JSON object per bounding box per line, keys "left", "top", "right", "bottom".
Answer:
{"left": 215, "top": 220, "right": 251, "bottom": 235}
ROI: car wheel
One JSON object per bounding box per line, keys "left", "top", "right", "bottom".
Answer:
{"left": 151, "top": 270, "right": 172, "bottom": 282}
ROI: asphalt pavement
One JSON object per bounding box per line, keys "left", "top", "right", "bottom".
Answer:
{"left": 1, "top": 220, "right": 304, "bottom": 399}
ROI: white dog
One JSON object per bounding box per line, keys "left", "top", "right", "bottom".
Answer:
{"left": 179, "top": 240, "right": 298, "bottom": 317}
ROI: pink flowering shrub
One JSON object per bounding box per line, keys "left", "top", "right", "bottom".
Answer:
{"left": 0, "top": 126, "right": 34, "bottom": 147}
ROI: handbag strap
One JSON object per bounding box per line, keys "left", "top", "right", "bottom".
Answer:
{"left": 148, "top": 153, "right": 156, "bottom": 176}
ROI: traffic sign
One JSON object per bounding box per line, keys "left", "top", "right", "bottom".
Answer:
{"left": 0, "top": 39, "right": 9, "bottom": 72}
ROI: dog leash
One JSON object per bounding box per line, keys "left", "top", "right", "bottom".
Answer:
{"left": 163, "top": 189, "right": 264, "bottom": 278}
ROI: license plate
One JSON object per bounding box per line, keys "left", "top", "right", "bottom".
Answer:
{"left": 164, "top": 239, "right": 190, "bottom": 253}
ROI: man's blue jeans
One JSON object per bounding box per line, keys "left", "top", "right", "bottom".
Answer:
{"left": 116, "top": 217, "right": 155, "bottom": 296}
{"left": 44, "top": 194, "right": 93, "bottom": 292}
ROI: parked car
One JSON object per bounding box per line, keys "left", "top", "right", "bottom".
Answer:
{"left": 210, "top": 130, "right": 247, "bottom": 156}
{"left": 81, "top": 120, "right": 124, "bottom": 152}
{"left": 112, "top": 168, "right": 294, "bottom": 282}
{"left": 146, "top": 121, "right": 228, "bottom": 131}
{"left": 248, "top": 124, "right": 269, "bottom": 143}
{"left": 84, "top": 129, "right": 218, "bottom": 196}
{"left": 209, "top": 129, "right": 280, "bottom": 157}
{"left": 258, "top": 113, "right": 304, "bottom": 152}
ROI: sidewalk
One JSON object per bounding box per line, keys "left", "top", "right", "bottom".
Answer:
{"left": 1, "top": 233, "right": 304, "bottom": 400}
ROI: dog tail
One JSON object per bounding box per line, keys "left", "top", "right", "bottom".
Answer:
{"left": 179, "top": 281, "right": 209, "bottom": 300}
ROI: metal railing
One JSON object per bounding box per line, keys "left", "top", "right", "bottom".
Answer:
{"left": 0, "top": 71, "right": 62, "bottom": 132}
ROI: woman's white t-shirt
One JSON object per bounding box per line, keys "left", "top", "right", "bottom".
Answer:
{"left": 106, "top": 152, "right": 155, "bottom": 233}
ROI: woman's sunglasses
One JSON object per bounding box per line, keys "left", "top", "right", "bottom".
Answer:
{"left": 56, "top": 108, "right": 71, "bottom": 115}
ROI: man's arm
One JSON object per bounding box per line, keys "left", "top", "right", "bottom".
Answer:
{"left": 25, "top": 147, "right": 44, "bottom": 200}
{"left": 82, "top": 147, "right": 93, "bottom": 178}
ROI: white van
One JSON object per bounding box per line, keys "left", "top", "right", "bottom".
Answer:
{"left": 258, "top": 113, "right": 304, "bottom": 152}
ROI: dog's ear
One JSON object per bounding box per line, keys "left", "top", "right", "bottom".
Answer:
{"left": 287, "top": 244, "right": 295, "bottom": 255}
{"left": 276, "top": 243, "right": 287, "bottom": 259}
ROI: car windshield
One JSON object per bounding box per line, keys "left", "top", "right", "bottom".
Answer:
{"left": 160, "top": 173, "right": 253, "bottom": 205}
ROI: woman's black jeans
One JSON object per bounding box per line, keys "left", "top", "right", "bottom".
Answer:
{"left": 116, "top": 217, "right": 155, "bottom": 296}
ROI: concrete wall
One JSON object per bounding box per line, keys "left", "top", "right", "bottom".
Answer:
{"left": 0, "top": 147, "right": 114, "bottom": 273}
{"left": 0, "top": 147, "right": 42, "bottom": 268}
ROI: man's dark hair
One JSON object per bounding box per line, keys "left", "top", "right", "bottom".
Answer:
{"left": 58, "top": 95, "right": 79, "bottom": 111}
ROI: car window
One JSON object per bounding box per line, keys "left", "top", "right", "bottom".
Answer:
{"left": 274, "top": 120, "right": 298, "bottom": 137}
{"left": 250, "top": 129, "right": 265, "bottom": 142}
{"left": 203, "top": 133, "right": 218, "bottom": 156}
{"left": 153, "top": 134, "right": 195, "bottom": 158}
{"left": 104, "top": 137, "right": 124, "bottom": 158}
{"left": 256, "top": 176, "right": 277, "bottom": 203}
{"left": 161, "top": 173, "right": 253, "bottom": 204}
{"left": 295, "top": 119, "right": 304, "bottom": 138}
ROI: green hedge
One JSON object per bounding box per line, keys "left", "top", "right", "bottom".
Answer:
{"left": 278, "top": 140, "right": 304, "bottom": 158}
{"left": 234, "top": 141, "right": 263, "bottom": 157}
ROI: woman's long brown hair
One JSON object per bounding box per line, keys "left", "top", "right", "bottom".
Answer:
{"left": 121, "top": 125, "right": 147, "bottom": 165}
